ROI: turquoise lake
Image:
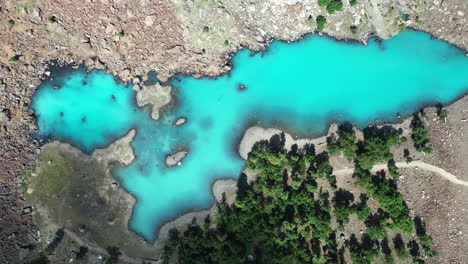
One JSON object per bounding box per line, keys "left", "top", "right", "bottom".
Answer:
{"left": 32, "top": 30, "right": 468, "bottom": 242}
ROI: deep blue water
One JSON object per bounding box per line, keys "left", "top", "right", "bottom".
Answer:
{"left": 32, "top": 30, "right": 468, "bottom": 242}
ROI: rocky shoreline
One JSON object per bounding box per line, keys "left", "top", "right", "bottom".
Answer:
{"left": 10, "top": 93, "right": 468, "bottom": 263}
{"left": 0, "top": 0, "right": 467, "bottom": 262}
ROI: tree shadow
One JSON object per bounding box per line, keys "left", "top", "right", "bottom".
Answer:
{"left": 381, "top": 238, "right": 392, "bottom": 256}
{"left": 333, "top": 189, "right": 355, "bottom": 205}
{"left": 288, "top": 143, "right": 299, "bottom": 157}
{"left": 414, "top": 216, "right": 427, "bottom": 236}
{"left": 303, "top": 143, "right": 316, "bottom": 157}
{"left": 251, "top": 133, "right": 286, "bottom": 154}
{"left": 338, "top": 122, "right": 354, "bottom": 135}
{"left": 408, "top": 239, "right": 420, "bottom": 257}
{"left": 236, "top": 172, "right": 251, "bottom": 200}
{"left": 393, "top": 233, "right": 405, "bottom": 251}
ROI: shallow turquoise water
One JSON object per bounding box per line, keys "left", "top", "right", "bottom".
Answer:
{"left": 32, "top": 30, "right": 468, "bottom": 242}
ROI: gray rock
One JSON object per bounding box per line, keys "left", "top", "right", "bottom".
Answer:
{"left": 166, "top": 151, "right": 187, "bottom": 167}
{"left": 0, "top": 111, "right": 10, "bottom": 123}
{"left": 174, "top": 117, "right": 186, "bottom": 126}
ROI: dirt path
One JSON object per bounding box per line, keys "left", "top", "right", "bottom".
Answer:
{"left": 334, "top": 160, "right": 468, "bottom": 188}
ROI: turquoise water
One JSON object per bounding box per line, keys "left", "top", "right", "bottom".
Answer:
{"left": 32, "top": 30, "right": 468, "bottom": 242}
{"left": 33, "top": 69, "right": 137, "bottom": 152}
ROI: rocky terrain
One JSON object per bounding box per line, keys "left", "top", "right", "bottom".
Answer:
{"left": 0, "top": 0, "right": 467, "bottom": 263}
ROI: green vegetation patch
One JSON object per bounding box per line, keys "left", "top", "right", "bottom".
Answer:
{"left": 327, "top": 122, "right": 358, "bottom": 160}
{"left": 316, "top": 15, "right": 327, "bottom": 32}
{"left": 411, "top": 114, "right": 432, "bottom": 153}
{"left": 10, "top": 55, "right": 20, "bottom": 62}
{"left": 32, "top": 147, "right": 69, "bottom": 202}
{"left": 355, "top": 126, "right": 399, "bottom": 171}
{"left": 162, "top": 128, "right": 436, "bottom": 263}
{"left": 318, "top": 0, "right": 344, "bottom": 14}
{"left": 47, "top": 16, "right": 57, "bottom": 24}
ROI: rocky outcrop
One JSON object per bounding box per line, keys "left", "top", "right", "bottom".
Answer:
{"left": 92, "top": 129, "right": 136, "bottom": 167}
{"left": 165, "top": 150, "right": 187, "bottom": 167}
{"left": 135, "top": 83, "right": 172, "bottom": 120}
{"left": 174, "top": 117, "right": 187, "bottom": 126}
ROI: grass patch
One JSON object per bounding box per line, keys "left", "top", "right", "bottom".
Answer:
{"left": 13, "top": 0, "right": 36, "bottom": 14}
{"left": 32, "top": 147, "right": 69, "bottom": 203}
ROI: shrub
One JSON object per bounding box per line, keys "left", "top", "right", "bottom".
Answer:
{"left": 203, "top": 26, "right": 209, "bottom": 33}
{"left": 318, "top": 0, "right": 332, "bottom": 6}
{"left": 117, "top": 31, "right": 125, "bottom": 37}
{"left": 438, "top": 109, "right": 447, "bottom": 121}
{"left": 350, "top": 0, "right": 358, "bottom": 6}
{"left": 223, "top": 40, "right": 229, "bottom": 46}
{"left": 318, "top": 0, "right": 343, "bottom": 14}
{"left": 417, "top": 234, "right": 437, "bottom": 258}
{"left": 387, "top": 159, "right": 399, "bottom": 179}
{"left": 10, "top": 55, "right": 20, "bottom": 62}
{"left": 7, "top": 19, "right": 15, "bottom": 26}
{"left": 45, "top": 229, "right": 64, "bottom": 255}
{"left": 357, "top": 204, "right": 371, "bottom": 221}
{"left": 350, "top": 25, "right": 358, "bottom": 34}
{"left": 326, "top": 0, "right": 343, "bottom": 14}
{"left": 316, "top": 16, "right": 327, "bottom": 32}
{"left": 411, "top": 115, "right": 432, "bottom": 153}
{"left": 75, "top": 246, "right": 88, "bottom": 259}
{"left": 48, "top": 16, "right": 57, "bottom": 23}
{"left": 327, "top": 122, "right": 357, "bottom": 161}
{"left": 106, "top": 246, "right": 121, "bottom": 263}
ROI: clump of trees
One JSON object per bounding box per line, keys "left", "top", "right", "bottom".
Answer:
{"left": 161, "top": 130, "right": 437, "bottom": 263}
{"left": 355, "top": 126, "right": 399, "bottom": 170}
{"left": 318, "top": 0, "right": 344, "bottom": 14}
{"left": 316, "top": 15, "right": 327, "bottom": 32}
{"left": 411, "top": 114, "right": 432, "bottom": 153}
{"left": 327, "top": 122, "right": 358, "bottom": 161}
{"left": 387, "top": 159, "right": 399, "bottom": 179}
{"left": 354, "top": 169, "right": 415, "bottom": 235}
